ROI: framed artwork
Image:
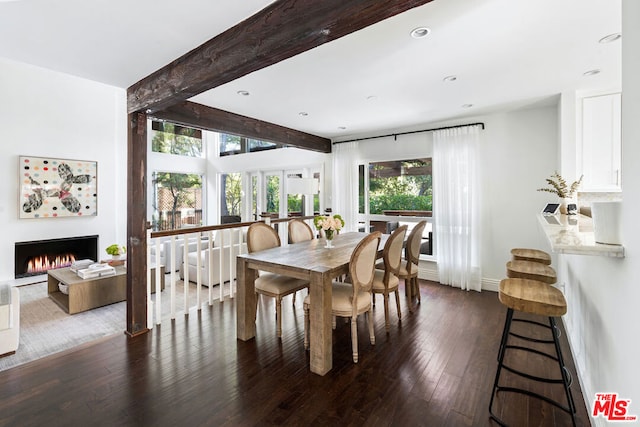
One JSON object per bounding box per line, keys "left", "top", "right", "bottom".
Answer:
{"left": 19, "top": 156, "right": 97, "bottom": 219}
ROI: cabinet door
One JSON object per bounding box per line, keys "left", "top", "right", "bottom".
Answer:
{"left": 581, "top": 93, "right": 622, "bottom": 190}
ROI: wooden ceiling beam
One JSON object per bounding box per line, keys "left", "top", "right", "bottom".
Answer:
{"left": 151, "top": 101, "right": 331, "bottom": 153}
{"left": 127, "top": 0, "right": 434, "bottom": 114}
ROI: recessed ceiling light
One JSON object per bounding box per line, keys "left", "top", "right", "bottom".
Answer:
{"left": 237, "top": 90, "right": 250, "bottom": 96}
{"left": 410, "top": 27, "right": 431, "bottom": 39}
{"left": 367, "top": 95, "right": 378, "bottom": 101}
{"left": 462, "top": 104, "right": 474, "bottom": 108}
{"left": 443, "top": 75, "right": 457, "bottom": 82}
{"left": 599, "top": 33, "right": 621, "bottom": 44}
{"left": 583, "top": 69, "right": 601, "bottom": 77}
{"left": 299, "top": 112, "right": 308, "bottom": 116}
{"left": 338, "top": 126, "right": 347, "bottom": 130}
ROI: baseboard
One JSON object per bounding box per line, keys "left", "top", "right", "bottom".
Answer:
{"left": 417, "top": 261, "right": 500, "bottom": 292}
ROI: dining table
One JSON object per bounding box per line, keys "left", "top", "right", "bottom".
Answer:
{"left": 236, "top": 231, "right": 387, "bottom": 375}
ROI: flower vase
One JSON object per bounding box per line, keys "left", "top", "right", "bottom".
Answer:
{"left": 324, "top": 229, "right": 334, "bottom": 248}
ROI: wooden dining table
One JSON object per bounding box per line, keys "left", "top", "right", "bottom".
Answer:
{"left": 236, "top": 231, "right": 387, "bottom": 375}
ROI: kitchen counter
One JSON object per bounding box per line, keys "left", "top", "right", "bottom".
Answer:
{"left": 537, "top": 213, "right": 625, "bottom": 258}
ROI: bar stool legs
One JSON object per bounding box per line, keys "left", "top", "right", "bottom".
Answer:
{"left": 489, "top": 279, "right": 577, "bottom": 426}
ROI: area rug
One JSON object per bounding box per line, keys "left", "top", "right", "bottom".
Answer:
{"left": 0, "top": 278, "right": 230, "bottom": 372}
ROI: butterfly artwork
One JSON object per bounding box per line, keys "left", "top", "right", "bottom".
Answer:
{"left": 19, "top": 156, "right": 97, "bottom": 218}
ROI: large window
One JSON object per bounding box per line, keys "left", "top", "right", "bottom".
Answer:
{"left": 151, "top": 121, "right": 203, "bottom": 157}
{"left": 152, "top": 172, "right": 203, "bottom": 231}
{"left": 358, "top": 158, "right": 433, "bottom": 256}
{"left": 363, "top": 159, "right": 432, "bottom": 214}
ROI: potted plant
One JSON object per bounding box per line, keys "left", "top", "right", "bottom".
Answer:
{"left": 537, "top": 171, "right": 583, "bottom": 214}
{"left": 106, "top": 244, "right": 127, "bottom": 260}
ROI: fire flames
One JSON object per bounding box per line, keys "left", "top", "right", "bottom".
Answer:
{"left": 26, "top": 254, "right": 76, "bottom": 274}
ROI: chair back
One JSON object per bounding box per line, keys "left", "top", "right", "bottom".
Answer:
{"left": 247, "top": 222, "right": 281, "bottom": 253}
{"left": 349, "top": 232, "right": 382, "bottom": 296}
{"left": 288, "top": 219, "right": 314, "bottom": 244}
{"left": 406, "top": 221, "right": 427, "bottom": 266}
{"left": 383, "top": 225, "right": 408, "bottom": 275}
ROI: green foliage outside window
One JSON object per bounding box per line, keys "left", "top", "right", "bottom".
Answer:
{"left": 365, "top": 159, "right": 433, "bottom": 214}
{"left": 266, "top": 175, "right": 280, "bottom": 213}
{"left": 151, "top": 122, "right": 202, "bottom": 157}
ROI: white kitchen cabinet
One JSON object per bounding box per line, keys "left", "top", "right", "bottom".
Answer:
{"left": 579, "top": 92, "right": 622, "bottom": 191}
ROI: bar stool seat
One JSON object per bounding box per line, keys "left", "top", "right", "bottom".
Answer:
{"left": 506, "top": 260, "right": 557, "bottom": 284}
{"left": 489, "top": 278, "right": 576, "bottom": 426}
{"left": 510, "top": 248, "right": 551, "bottom": 265}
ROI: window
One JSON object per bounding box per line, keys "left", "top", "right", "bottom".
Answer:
{"left": 151, "top": 121, "right": 202, "bottom": 157}
{"left": 358, "top": 158, "right": 433, "bottom": 256}
{"left": 287, "top": 173, "right": 303, "bottom": 216}
{"left": 152, "top": 172, "right": 203, "bottom": 231}
{"left": 221, "top": 173, "right": 242, "bottom": 223}
{"left": 366, "top": 159, "right": 432, "bottom": 214}
{"left": 218, "top": 132, "right": 282, "bottom": 156}
{"left": 265, "top": 174, "right": 280, "bottom": 214}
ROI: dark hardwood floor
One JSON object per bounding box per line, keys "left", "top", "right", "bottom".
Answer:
{"left": 0, "top": 280, "right": 591, "bottom": 426}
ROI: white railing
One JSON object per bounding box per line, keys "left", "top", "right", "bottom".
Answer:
{"left": 145, "top": 216, "right": 315, "bottom": 327}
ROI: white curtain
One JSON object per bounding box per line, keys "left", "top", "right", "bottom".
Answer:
{"left": 332, "top": 141, "right": 358, "bottom": 232}
{"left": 433, "top": 125, "right": 482, "bottom": 291}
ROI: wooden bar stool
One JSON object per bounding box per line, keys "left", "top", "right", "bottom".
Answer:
{"left": 510, "top": 248, "right": 551, "bottom": 265}
{"left": 489, "top": 278, "right": 576, "bottom": 426}
{"left": 506, "top": 260, "right": 557, "bottom": 284}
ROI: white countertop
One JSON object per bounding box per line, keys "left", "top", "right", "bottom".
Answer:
{"left": 537, "top": 213, "right": 625, "bottom": 258}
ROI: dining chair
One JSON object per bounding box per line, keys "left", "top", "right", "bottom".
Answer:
{"left": 288, "top": 219, "right": 314, "bottom": 244}
{"left": 304, "top": 231, "right": 381, "bottom": 363}
{"left": 372, "top": 224, "right": 408, "bottom": 331}
{"left": 396, "top": 220, "right": 427, "bottom": 312}
{"left": 247, "top": 222, "right": 309, "bottom": 338}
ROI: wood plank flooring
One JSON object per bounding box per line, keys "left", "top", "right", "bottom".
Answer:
{"left": 0, "top": 280, "right": 591, "bottom": 426}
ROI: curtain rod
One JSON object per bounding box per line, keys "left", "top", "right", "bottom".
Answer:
{"left": 332, "top": 122, "right": 485, "bottom": 144}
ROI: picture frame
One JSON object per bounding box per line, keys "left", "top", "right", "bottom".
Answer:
{"left": 19, "top": 155, "right": 97, "bottom": 219}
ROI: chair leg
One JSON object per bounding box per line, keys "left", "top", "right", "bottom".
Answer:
{"left": 351, "top": 316, "right": 359, "bottom": 363}
{"left": 276, "top": 296, "right": 282, "bottom": 338}
{"left": 414, "top": 277, "right": 421, "bottom": 303}
{"left": 383, "top": 293, "right": 390, "bottom": 332}
{"left": 292, "top": 291, "right": 296, "bottom": 305}
{"left": 372, "top": 293, "right": 376, "bottom": 307}
{"left": 394, "top": 290, "right": 402, "bottom": 320}
{"left": 303, "top": 304, "right": 309, "bottom": 350}
{"left": 367, "top": 310, "right": 375, "bottom": 345}
{"left": 406, "top": 278, "right": 414, "bottom": 312}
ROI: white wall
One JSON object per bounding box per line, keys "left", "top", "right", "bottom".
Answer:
{"left": 0, "top": 59, "right": 127, "bottom": 282}
{"left": 558, "top": 2, "right": 640, "bottom": 424}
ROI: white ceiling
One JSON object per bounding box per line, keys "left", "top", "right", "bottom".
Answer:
{"left": 0, "top": 0, "right": 621, "bottom": 140}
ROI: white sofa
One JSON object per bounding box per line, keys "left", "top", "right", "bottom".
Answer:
{"left": 150, "top": 235, "right": 211, "bottom": 272}
{"left": 0, "top": 285, "right": 20, "bottom": 357}
{"left": 180, "top": 242, "right": 247, "bottom": 287}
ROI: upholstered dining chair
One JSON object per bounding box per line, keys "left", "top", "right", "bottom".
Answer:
{"left": 396, "top": 220, "right": 427, "bottom": 312}
{"left": 372, "top": 224, "right": 408, "bottom": 331}
{"left": 247, "top": 222, "right": 309, "bottom": 338}
{"left": 304, "top": 231, "right": 381, "bottom": 363}
{"left": 288, "top": 219, "right": 314, "bottom": 244}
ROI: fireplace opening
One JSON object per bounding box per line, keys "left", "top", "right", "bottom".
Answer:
{"left": 15, "top": 235, "right": 99, "bottom": 279}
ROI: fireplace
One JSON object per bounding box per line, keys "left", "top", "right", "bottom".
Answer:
{"left": 15, "top": 235, "right": 99, "bottom": 279}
